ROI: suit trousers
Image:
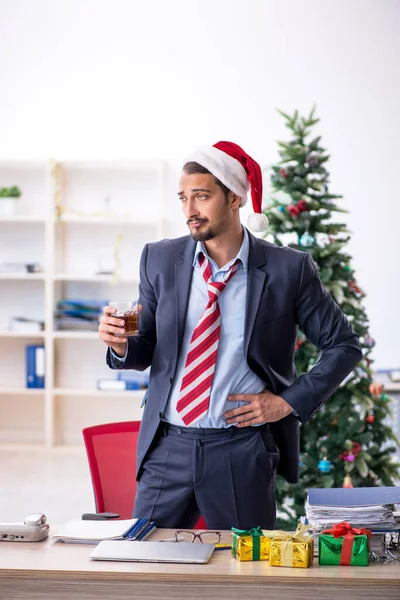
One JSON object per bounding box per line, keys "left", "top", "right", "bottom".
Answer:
{"left": 133, "top": 421, "right": 280, "bottom": 530}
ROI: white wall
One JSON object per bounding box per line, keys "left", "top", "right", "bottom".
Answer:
{"left": 0, "top": 0, "right": 399, "bottom": 368}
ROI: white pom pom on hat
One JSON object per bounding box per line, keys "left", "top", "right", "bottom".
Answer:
{"left": 247, "top": 212, "right": 269, "bottom": 232}
{"left": 184, "top": 141, "right": 269, "bottom": 232}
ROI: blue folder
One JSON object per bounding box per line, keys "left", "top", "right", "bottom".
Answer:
{"left": 308, "top": 486, "right": 400, "bottom": 506}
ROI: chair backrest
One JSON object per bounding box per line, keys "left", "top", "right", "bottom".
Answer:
{"left": 82, "top": 421, "right": 140, "bottom": 519}
{"left": 82, "top": 420, "right": 207, "bottom": 528}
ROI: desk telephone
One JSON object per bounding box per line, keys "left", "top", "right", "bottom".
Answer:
{"left": 0, "top": 513, "right": 49, "bottom": 542}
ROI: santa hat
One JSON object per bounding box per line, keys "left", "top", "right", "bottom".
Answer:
{"left": 184, "top": 141, "right": 269, "bottom": 232}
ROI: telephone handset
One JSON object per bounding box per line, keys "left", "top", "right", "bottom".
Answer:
{"left": 0, "top": 513, "right": 49, "bottom": 542}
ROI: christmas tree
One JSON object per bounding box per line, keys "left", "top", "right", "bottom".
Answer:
{"left": 264, "top": 107, "right": 400, "bottom": 528}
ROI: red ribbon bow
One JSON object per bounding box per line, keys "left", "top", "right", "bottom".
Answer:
{"left": 322, "top": 522, "right": 371, "bottom": 566}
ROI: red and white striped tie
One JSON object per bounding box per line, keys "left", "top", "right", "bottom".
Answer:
{"left": 176, "top": 253, "right": 241, "bottom": 426}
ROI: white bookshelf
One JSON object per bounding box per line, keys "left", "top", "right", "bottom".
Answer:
{"left": 0, "top": 388, "right": 45, "bottom": 396}
{"left": 0, "top": 273, "right": 46, "bottom": 280}
{"left": 0, "top": 216, "right": 46, "bottom": 223}
{"left": 0, "top": 331, "right": 45, "bottom": 338}
{"left": 53, "top": 388, "right": 144, "bottom": 399}
{"left": 0, "top": 159, "right": 165, "bottom": 447}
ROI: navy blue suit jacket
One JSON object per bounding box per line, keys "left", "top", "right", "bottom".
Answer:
{"left": 107, "top": 230, "right": 362, "bottom": 483}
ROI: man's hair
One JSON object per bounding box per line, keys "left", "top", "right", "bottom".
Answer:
{"left": 183, "top": 161, "right": 230, "bottom": 199}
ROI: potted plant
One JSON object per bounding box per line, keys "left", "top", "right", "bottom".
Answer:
{"left": 0, "top": 186, "right": 22, "bottom": 216}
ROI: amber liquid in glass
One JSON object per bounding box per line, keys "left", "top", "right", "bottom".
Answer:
{"left": 115, "top": 311, "right": 139, "bottom": 337}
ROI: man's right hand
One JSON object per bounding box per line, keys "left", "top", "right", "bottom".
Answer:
{"left": 98, "top": 306, "right": 128, "bottom": 357}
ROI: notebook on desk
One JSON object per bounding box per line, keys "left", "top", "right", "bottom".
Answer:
{"left": 90, "top": 540, "right": 215, "bottom": 564}
{"left": 53, "top": 518, "right": 155, "bottom": 544}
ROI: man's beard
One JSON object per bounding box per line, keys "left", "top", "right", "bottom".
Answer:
{"left": 187, "top": 215, "right": 229, "bottom": 242}
{"left": 189, "top": 222, "right": 216, "bottom": 242}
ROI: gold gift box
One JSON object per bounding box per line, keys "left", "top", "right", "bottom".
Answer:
{"left": 263, "top": 524, "right": 314, "bottom": 568}
{"left": 269, "top": 537, "right": 313, "bottom": 568}
{"left": 232, "top": 535, "right": 270, "bottom": 561}
{"left": 231, "top": 527, "right": 270, "bottom": 561}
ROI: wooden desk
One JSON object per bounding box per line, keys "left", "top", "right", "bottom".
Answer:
{"left": 1, "top": 528, "right": 399, "bottom": 600}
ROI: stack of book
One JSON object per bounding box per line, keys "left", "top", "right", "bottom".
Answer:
{"left": 55, "top": 299, "right": 107, "bottom": 331}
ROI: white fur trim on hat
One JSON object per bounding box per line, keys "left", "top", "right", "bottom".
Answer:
{"left": 184, "top": 146, "right": 250, "bottom": 207}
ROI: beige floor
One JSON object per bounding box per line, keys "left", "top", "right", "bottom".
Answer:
{"left": 0, "top": 447, "right": 95, "bottom": 524}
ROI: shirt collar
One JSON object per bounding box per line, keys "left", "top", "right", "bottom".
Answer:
{"left": 192, "top": 227, "right": 249, "bottom": 273}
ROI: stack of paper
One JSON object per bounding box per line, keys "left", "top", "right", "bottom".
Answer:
{"left": 305, "top": 487, "right": 400, "bottom": 531}
{"left": 53, "top": 518, "right": 155, "bottom": 544}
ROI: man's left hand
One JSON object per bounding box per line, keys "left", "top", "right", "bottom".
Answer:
{"left": 224, "top": 390, "right": 293, "bottom": 427}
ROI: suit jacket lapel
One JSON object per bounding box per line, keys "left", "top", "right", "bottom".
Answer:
{"left": 175, "top": 237, "right": 196, "bottom": 358}
{"left": 244, "top": 232, "right": 268, "bottom": 357}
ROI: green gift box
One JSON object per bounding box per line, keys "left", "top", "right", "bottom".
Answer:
{"left": 319, "top": 522, "right": 370, "bottom": 566}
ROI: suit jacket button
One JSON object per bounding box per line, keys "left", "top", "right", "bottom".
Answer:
{"left": 158, "top": 412, "right": 163, "bottom": 419}
{"left": 169, "top": 377, "right": 173, "bottom": 384}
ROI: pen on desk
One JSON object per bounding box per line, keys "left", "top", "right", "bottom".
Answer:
{"left": 128, "top": 520, "right": 151, "bottom": 540}
{"left": 122, "top": 518, "right": 147, "bottom": 539}
{"left": 135, "top": 521, "right": 156, "bottom": 541}
{"left": 214, "top": 544, "right": 232, "bottom": 551}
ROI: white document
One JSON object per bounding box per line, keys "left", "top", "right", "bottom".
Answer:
{"left": 305, "top": 498, "right": 397, "bottom": 531}
{"left": 53, "top": 519, "right": 138, "bottom": 544}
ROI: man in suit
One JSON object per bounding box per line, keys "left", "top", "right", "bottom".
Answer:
{"left": 99, "top": 141, "right": 362, "bottom": 529}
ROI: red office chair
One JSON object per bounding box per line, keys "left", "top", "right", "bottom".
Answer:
{"left": 82, "top": 421, "right": 207, "bottom": 528}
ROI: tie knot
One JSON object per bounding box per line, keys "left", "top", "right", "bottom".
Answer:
{"left": 199, "top": 253, "right": 240, "bottom": 303}
{"left": 207, "top": 280, "right": 225, "bottom": 302}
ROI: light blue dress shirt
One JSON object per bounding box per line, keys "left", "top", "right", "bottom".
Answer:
{"left": 163, "top": 227, "right": 265, "bottom": 427}
{"left": 112, "top": 228, "right": 266, "bottom": 427}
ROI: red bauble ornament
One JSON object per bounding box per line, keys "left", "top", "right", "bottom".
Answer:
{"left": 288, "top": 205, "right": 301, "bottom": 217}
{"left": 349, "top": 280, "right": 362, "bottom": 294}
{"left": 297, "top": 199, "right": 307, "bottom": 212}
{"left": 366, "top": 415, "right": 375, "bottom": 424}
{"left": 279, "top": 168, "right": 289, "bottom": 178}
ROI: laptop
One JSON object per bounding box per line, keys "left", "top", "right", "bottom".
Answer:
{"left": 90, "top": 540, "right": 215, "bottom": 564}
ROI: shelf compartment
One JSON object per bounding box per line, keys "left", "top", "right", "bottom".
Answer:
{"left": 0, "top": 216, "right": 46, "bottom": 223}
{"left": 54, "top": 388, "right": 144, "bottom": 399}
{"left": 55, "top": 216, "right": 157, "bottom": 226}
{"left": 54, "top": 273, "right": 137, "bottom": 283}
{"left": 0, "top": 388, "right": 45, "bottom": 395}
{"left": 0, "top": 331, "right": 45, "bottom": 338}
{"left": 53, "top": 331, "right": 99, "bottom": 340}
{"left": 0, "top": 273, "right": 46, "bottom": 280}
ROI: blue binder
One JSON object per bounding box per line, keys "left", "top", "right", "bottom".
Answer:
{"left": 308, "top": 486, "right": 400, "bottom": 506}
{"left": 26, "top": 345, "right": 45, "bottom": 389}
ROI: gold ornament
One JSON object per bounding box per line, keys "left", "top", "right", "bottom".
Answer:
{"left": 343, "top": 474, "right": 353, "bottom": 488}
{"left": 369, "top": 381, "right": 384, "bottom": 396}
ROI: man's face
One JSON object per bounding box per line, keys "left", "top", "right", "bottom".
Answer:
{"left": 178, "top": 172, "right": 232, "bottom": 242}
